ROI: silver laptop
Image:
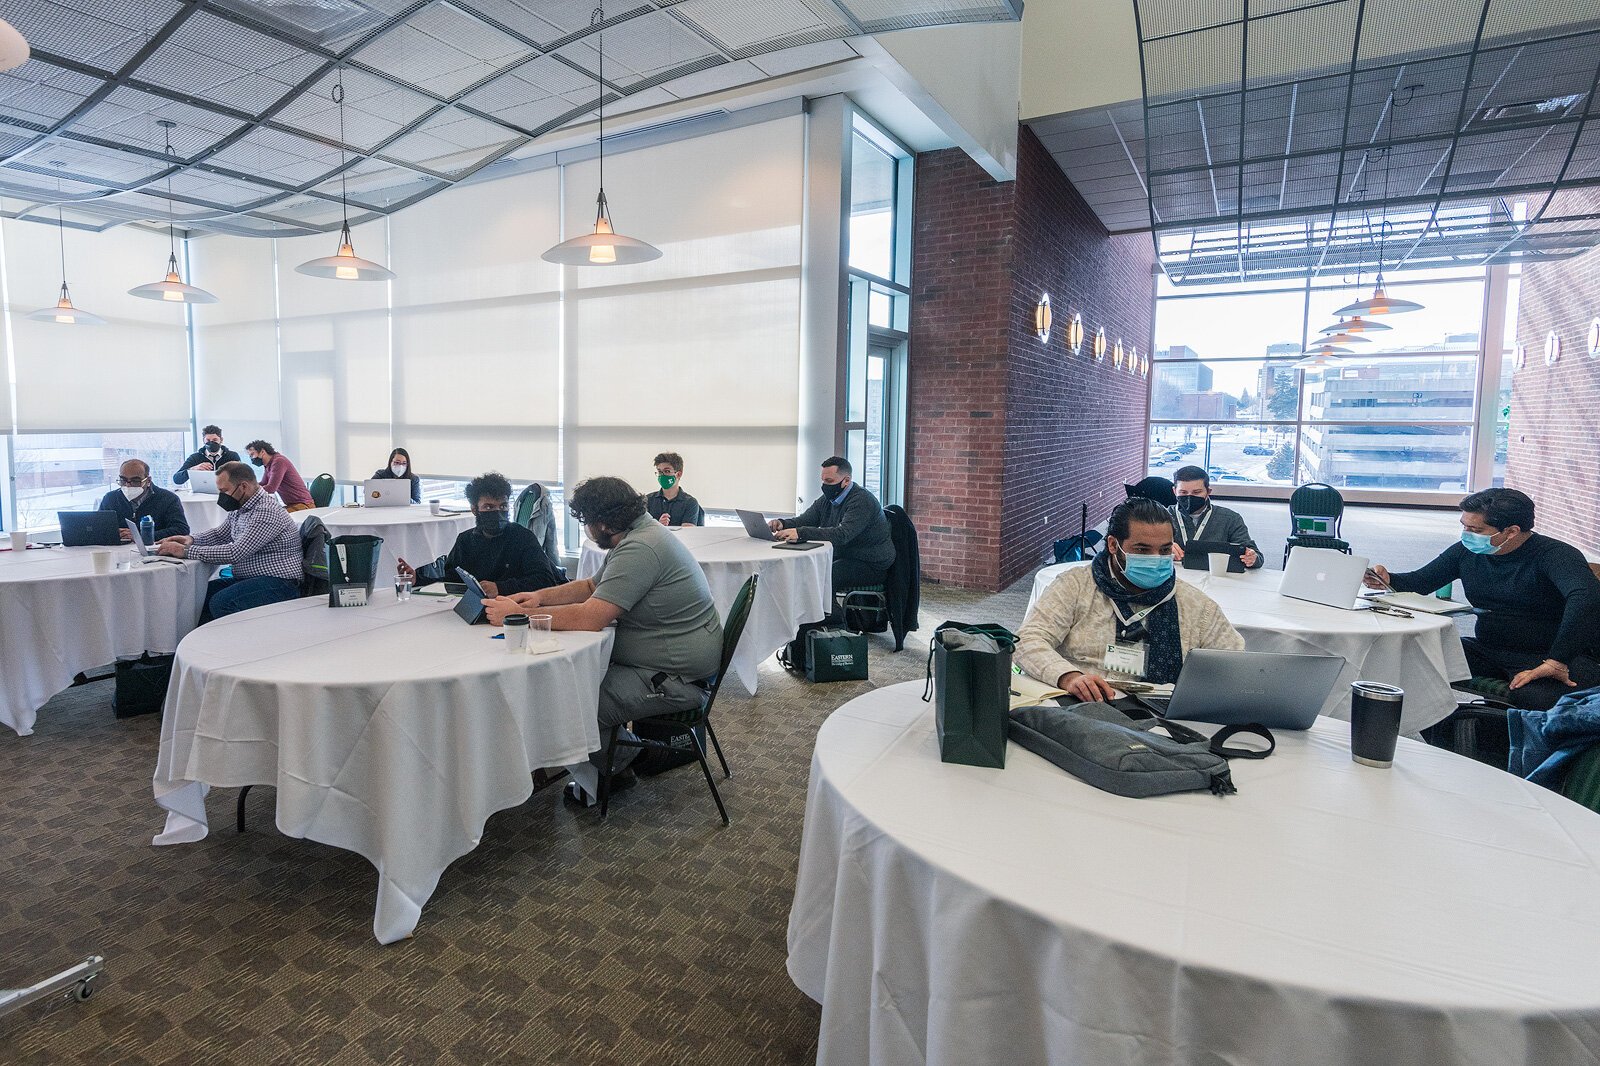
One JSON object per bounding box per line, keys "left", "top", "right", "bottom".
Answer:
{"left": 187, "top": 469, "right": 218, "bottom": 494}
{"left": 124, "top": 519, "right": 180, "bottom": 564}
{"left": 737, "top": 508, "right": 777, "bottom": 541}
{"left": 1141, "top": 649, "right": 1345, "bottom": 729}
{"left": 1280, "top": 546, "right": 1370, "bottom": 610}
{"left": 362, "top": 479, "right": 412, "bottom": 507}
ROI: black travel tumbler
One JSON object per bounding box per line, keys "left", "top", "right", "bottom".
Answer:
{"left": 1349, "top": 682, "right": 1405, "bottom": 767}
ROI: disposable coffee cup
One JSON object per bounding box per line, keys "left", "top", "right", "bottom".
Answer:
{"left": 1349, "top": 681, "right": 1405, "bottom": 767}
{"left": 1208, "top": 552, "right": 1231, "bottom": 577}
{"left": 430, "top": 500, "right": 442, "bottom": 515}
{"left": 9, "top": 530, "right": 25, "bottom": 552}
{"left": 91, "top": 550, "right": 113, "bottom": 575}
{"left": 503, "top": 614, "right": 529, "bottom": 653}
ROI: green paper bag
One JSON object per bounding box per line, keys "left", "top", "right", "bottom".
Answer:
{"left": 924, "top": 621, "right": 1016, "bottom": 768}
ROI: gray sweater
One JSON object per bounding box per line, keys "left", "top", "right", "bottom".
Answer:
{"left": 784, "top": 484, "right": 895, "bottom": 569}
{"left": 1169, "top": 502, "right": 1263, "bottom": 568}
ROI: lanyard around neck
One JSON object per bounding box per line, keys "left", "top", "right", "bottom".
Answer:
{"left": 1106, "top": 584, "right": 1176, "bottom": 629}
{"left": 1174, "top": 505, "right": 1213, "bottom": 545}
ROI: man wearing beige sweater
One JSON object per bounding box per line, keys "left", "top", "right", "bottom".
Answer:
{"left": 1018, "top": 497, "right": 1244, "bottom": 702}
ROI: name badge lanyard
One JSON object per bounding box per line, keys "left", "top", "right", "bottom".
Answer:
{"left": 1108, "top": 586, "right": 1175, "bottom": 642}
{"left": 1173, "top": 505, "right": 1213, "bottom": 547}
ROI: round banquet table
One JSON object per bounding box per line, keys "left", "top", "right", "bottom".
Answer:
{"left": 296, "top": 505, "right": 472, "bottom": 585}
{"left": 151, "top": 589, "right": 613, "bottom": 944}
{"left": 579, "top": 526, "right": 832, "bottom": 694}
{"left": 1027, "top": 562, "right": 1470, "bottom": 734}
{"left": 787, "top": 681, "right": 1600, "bottom": 1066}
{"left": 0, "top": 544, "right": 207, "bottom": 736}
{"left": 176, "top": 489, "right": 224, "bottom": 536}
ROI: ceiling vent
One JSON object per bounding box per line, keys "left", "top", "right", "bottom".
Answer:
{"left": 1468, "top": 94, "right": 1587, "bottom": 129}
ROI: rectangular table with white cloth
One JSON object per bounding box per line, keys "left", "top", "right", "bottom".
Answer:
{"left": 788, "top": 681, "right": 1600, "bottom": 1066}
{"left": 0, "top": 544, "right": 207, "bottom": 736}
{"left": 1027, "top": 562, "right": 1471, "bottom": 734}
{"left": 579, "top": 525, "right": 832, "bottom": 694}
{"left": 152, "top": 590, "right": 613, "bottom": 943}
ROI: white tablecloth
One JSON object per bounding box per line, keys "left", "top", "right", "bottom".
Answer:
{"left": 177, "top": 490, "right": 224, "bottom": 536}
{"left": 297, "top": 506, "right": 472, "bottom": 584}
{"left": 580, "top": 527, "right": 832, "bottom": 694}
{"left": 0, "top": 545, "right": 207, "bottom": 735}
{"left": 1027, "top": 563, "right": 1471, "bottom": 733}
{"left": 152, "top": 590, "right": 612, "bottom": 944}
{"left": 788, "top": 681, "right": 1600, "bottom": 1066}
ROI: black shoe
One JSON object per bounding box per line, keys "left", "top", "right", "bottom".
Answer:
{"left": 562, "top": 770, "right": 638, "bottom": 810}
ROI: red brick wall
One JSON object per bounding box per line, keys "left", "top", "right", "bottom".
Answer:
{"left": 907, "top": 128, "right": 1155, "bottom": 590}
{"left": 1509, "top": 207, "right": 1600, "bottom": 553}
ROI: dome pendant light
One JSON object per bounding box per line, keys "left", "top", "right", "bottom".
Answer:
{"left": 0, "top": 18, "right": 29, "bottom": 73}
{"left": 129, "top": 121, "right": 217, "bottom": 304}
{"left": 29, "top": 164, "right": 103, "bottom": 324}
{"left": 542, "top": 7, "right": 661, "bottom": 267}
{"left": 1334, "top": 88, "right": 1421, "bottom": 319}
{"left": 296, "top": 70, "right": 394, "bottom": 281}
{"left": 1293, "top": 344, "right": 1351, "bottom": 369}
{"left": 1320, "top": 315, "right": 1391, "bottom": 336}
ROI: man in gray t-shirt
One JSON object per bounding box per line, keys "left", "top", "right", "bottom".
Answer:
{"left": 485, "top": 476, "right": 723, "bottom": 806}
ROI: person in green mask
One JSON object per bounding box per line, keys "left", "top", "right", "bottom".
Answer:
{"left": 646, "top": 451, "right": 704, "bottom": 527}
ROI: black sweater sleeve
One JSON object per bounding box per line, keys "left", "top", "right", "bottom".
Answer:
{"left": 1389, "top": 544, "right": 1464, "bottom": 595}
{"left": 150, "top": 492, "right": 190, "bottom": 540}
{"left": 1540, "top": 545, "right": 1600, "bottom": 665}
{"left": 414, "top": 534, "right": 465, "bottom": 587}
{"left": 495, "top": 532, "right": 562, "bottom": 596}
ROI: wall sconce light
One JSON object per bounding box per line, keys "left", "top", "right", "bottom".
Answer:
{"left": 1113, "top": 338, "right": 1125, "bottom": 369}
{"left": 1127, "top": 345, "right": 1139, "bottom": 374}
{"left": 1066, "top": 311, "right": 1084, "bottom": 355}
{"left": 1546, "top": 330, "right": 1561, "bottom": 367}
{"left": 1140, "top": 354, "right": 1150, "bottom": 377}
{"left": 1514, "top": 343, "right": 1526, "bottom": 370}
{"left": 1092, "top": 326, "right": 1107, "bottom": 362}
{"left": 1588, "top": 318, "right": 1599, "bottom": 358}
{"left": 1034, "top": 293, "right": 1052, "bottom": 343}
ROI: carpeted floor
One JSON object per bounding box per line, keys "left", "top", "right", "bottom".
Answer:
{"left": 1, "top": 577, "right": 1031, "bottom": 1066}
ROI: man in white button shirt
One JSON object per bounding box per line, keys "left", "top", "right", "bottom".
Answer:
{"left": 1017, "top": 497, "right": 1244, "bottom": 702}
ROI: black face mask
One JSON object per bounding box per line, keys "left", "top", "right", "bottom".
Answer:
{"left": 203, "top": 443, "right": 222, "bottom": 459}
{"left": 250, "top": 456, "right": 265, "bottom": 468}
{"left": 476, "top": 510, "right": 509, "bottom": 535}
{"left": 821, "top": 481, "right": 845, "bottom": 502}
{"left": 1176, "top": 495, "right": 1208, "bottom": 516}
{"left": 217, "top": 491, "right": 243, "bottom": 512}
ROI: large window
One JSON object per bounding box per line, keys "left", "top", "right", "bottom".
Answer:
{"left": 12, "top": 432, "right": 188, "bottom": 533}
{"left": 1150, "top": 263, "right": 1513, "bottom": 496}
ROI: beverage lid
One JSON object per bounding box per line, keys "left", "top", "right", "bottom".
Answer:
{"left": 1351, "top": 681, "right": 1404, "bottom": 702}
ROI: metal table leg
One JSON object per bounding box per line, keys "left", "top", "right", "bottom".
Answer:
{"left": 0, "top": 955, "right": 105, "bottom": 1019}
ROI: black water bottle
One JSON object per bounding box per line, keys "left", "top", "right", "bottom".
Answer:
{"left": 1349, "top": 682, "right": 1405, "bottom": 767}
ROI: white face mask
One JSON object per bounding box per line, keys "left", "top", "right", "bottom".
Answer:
{"left": 390, "top": 463, "right": 407, "bottom": 477}
{"left": 121, "top": 485, "right": 144, "bottom": 501}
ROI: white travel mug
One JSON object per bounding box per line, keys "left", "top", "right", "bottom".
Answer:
{"left": 91, "top": 550, "right": 113, "bottom": 574}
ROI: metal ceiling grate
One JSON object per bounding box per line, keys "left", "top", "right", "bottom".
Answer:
{"left": 0, "top": 0, "right": 1019, "bottom": 236}
{"left": 1131, "top": 0, "right": 1600, "bottom": 283}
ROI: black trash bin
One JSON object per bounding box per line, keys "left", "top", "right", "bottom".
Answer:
{"left": 328, "top": 534, "right": 384, "bottom": 607}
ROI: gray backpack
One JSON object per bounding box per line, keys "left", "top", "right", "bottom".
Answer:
{"left": 1008, "top": 702, "right": 1272, "bottom": 798}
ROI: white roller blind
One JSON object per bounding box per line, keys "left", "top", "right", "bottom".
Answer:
{"left": 5, "top": 219, "right": 191, "bottom": 432}
{"left": 273, "top": 220, "right": 390, "bottom": 482}
{"left": 565, "top": 116, "right": 804, "bottom": 512}
{"left": 190, "top": 235, "right": 281, "bottom": 450}
{"left": 389, "top": 167, "right": 561, "bottom": 481}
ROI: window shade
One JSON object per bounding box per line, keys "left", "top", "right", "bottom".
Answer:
{"left": 6, "top": 219, "right": 191, "bottom": 432}
{"left": 389, "top": 167, "right": 561, "bottom": 482}
{"left": 564, "top": 116, "right": 804, "bottom": 513}
{"left": 273, "top": 220, "right": 390, "bottom": 481}
{"left": 190, "top": 234, "right": 281, "bottom": 450}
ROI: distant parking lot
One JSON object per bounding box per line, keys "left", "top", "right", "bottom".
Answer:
{"left": 1147, "top": 425, "right": 1292, "bottom": 485}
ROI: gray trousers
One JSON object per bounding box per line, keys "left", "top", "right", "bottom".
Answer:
{"left": 591, "top": 663, "right": 709, "bottom": 771}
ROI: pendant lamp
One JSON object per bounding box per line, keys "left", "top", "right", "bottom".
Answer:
{"left": 296, "top": 69, "right": 394, "bottom": 281}
{"left": 29, "top": 163, "right": 102, "bottom": 324}
{"left": 129, "top": 121, "right": 217, "bottom": 304}
{"left": 0, "top": 18, "right": 29, "bottom": 72}
{"left": 1318, "top": 331, "right": 1370, "bottom": 347}
{"left": 1319, "top": 315, "right": 1391, "bottom": 336}
{"left": 1334, "top": 89, "right": 1421, "bottom": 319}
{"left": 1293, "top": 345, "right": 1350, "bottom": 369}
{"left": 542, "top": 7, "right": 661, "bottom": 266}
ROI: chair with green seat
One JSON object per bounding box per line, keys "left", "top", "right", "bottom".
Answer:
{"left": 1283, "top": 482, "right": 1350, "bottom": 566}
{"left": 1562, "top": 744, "right": 1600, "bottom": 814}
{"left": 309, "top": 473, "right": 336, "bottom": 508}
{"left": 596, "top": 573, "right": 758, "bottom": 826}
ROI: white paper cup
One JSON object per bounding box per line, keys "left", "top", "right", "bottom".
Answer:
{"left": 91, "top": 550, "right": 113, "bottom": 574}
{"left": 8, "top": 531, "right": 25, "bottom": 552}
{"left": 429, "top": 500, "right": 442, "bottom": 515}
{"left": 1208, "top": 552, "right": 1231, "bottom": 577}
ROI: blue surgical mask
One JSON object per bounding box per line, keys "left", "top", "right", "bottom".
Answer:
{"left": 1461, "top": 529, "right": 1501, "bottom": 555}
{"left": 1119, "top": 550, "right": 1173, "bottom": 589}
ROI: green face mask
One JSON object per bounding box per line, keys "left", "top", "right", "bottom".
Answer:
{"left": 657, "top": 474, "right": 677, "bottom": 490}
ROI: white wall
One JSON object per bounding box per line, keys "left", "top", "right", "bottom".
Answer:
{"left": 874, "top": 20, "right": 1022, "bottom": 179}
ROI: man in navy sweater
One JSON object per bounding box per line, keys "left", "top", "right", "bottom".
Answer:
{"left": 98, "top": 458, "right": 189, "bottom": 542}
{"left": 1367, "top": 488, "right": 1600, "bottom": 710}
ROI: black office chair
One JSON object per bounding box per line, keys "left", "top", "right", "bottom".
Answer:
{"left": 1283, "top": 482, "right": 1350, "bottom": 565}
{"left": 596, "top": 573, "right": 758, "bottom": 826}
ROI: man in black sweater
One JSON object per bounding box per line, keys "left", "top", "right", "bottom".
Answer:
{"left": 172, "top": 424, "right": 240, "bottom": 486}
{"left": 98, "top": 458, "right": 189, "bottom": 542}
{"left": 772, "top": 455, "right": 895, "bottom": 586}
{"left": 1367, "top": 488, "right": 1600, "bottom": 710}
{"left": 395, "top": 472, "right": 561, "bottom": 597}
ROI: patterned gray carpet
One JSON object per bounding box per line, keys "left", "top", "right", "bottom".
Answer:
{"left": 1, "top": 578, "right": 1030, "bottom": 1065}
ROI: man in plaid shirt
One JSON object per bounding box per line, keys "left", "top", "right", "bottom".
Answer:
{"left": 157, "top": 461, "right": 304, "bottom": 621}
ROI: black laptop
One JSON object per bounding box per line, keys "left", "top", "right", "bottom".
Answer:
{"left": 58, "top": 511, "right": 122, "bottom": 547}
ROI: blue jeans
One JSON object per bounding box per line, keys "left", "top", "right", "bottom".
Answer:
{"left": 202, "top": 576, "right": 301, "bottom": 623}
